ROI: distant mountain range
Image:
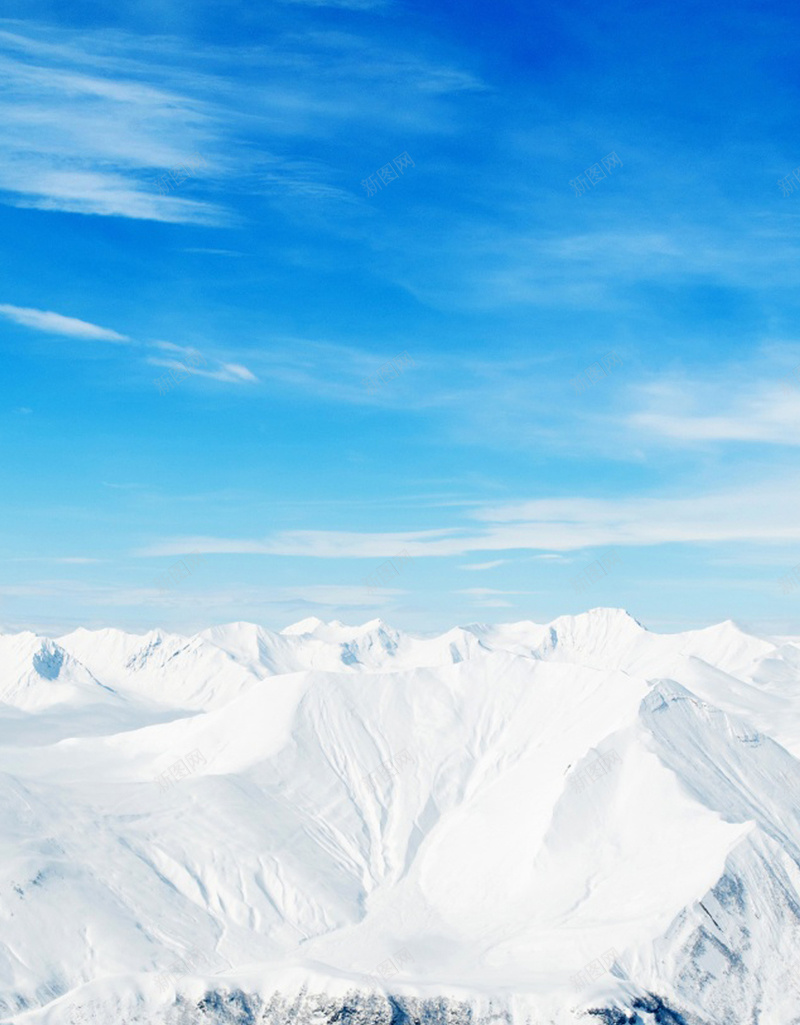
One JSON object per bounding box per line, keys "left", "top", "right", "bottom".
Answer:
{"left": 2, "top": 609, "right": 800, "bottom": 1025}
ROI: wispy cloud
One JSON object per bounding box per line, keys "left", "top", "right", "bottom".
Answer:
{"left": 459, "top": 555, "right": 565, "bottom": 571}
{"left": 0, "top": 19, "right": 483, "bottom": 227}
{"left": 9, "top": 556, "right": 103, "bottom": 564}
{"left": 0, "top": 27, "right": 229, "bottom": 224}
{"left": 136, "top": 476, "right": 800, "bottom": 560}
{"left": 278, "top": 0, "right": 391, "bottom": 9}
{"left": 221, "top": 363, "right": 258, "bottom": 382}
{"left": 628, "top": 371, "right": 800, "bottom": 445}
{"left": 212, "top": 336, "right": 426, "bottom": 405}
{"left": 0, "top": 303, "right": 129, "bottom": 341}
{"left": 9, "top": 173, "right": 226, "bottom": 225}
{"left": 180, "top": 248, "right": 244, "bottom": 257}
{"left": 0, "top": 302, "right": 262, "bottom": 387}
{"left": 147, "top": 357, "right": 259, "bottom": 385}
{"left": 259, "top": 157, "right": 359, "bottom": 202}
{"left": 0, "top": 579, "right": 383, "bottom": 614}
{"left": 456, "top": 587, "right": 533, "bottom": 597}
{"left": 459, "top": 559, "right": 509, "bottom": 571}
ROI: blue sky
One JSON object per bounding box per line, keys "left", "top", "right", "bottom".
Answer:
{"left": 3, "top": 0, "right": 800, "bottom": 637}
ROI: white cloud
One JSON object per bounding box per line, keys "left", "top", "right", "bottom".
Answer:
{"left": 459, "top": 559, "right": 508, "bottom": 571}
{"left": 0, "top": 22, "right": 481, "bottom": 226}
{"left": 278, "top": 0, "right": 390, "bottom": 8}
{"left": 0, "top": 303, "right": 129, "bottom": 341}
{"left": 135, "top": 477, "right": 800, "bottom": 560}
{"left": 221, "top": 363, "right": 259, "bottom": 382}
{"left": 458, "top": 556, "right": 563, "bottom": 571}
{"left": 626, "top": 371, "right": 800, "bottom": 445}
{"left": 180, "top": 248, "right": 243, "bottom": 257}
{"left": 151, "top": 341, "right": 201, "bottom": 355}
{"left": 0, "top": 30, "right": 229, "bottom": 225}
{"left": 0, "top": 309, "right": 260, "bottom": 387}
{"left": 456, "top": 588, "right": 529, "bottom": 596}
{"left": 9, "top": 556, "right": 102, "bottom": 564}
{"left": 11, "top": 179, "right": 226, "bottom": 226}
{"left": 147, "top": 356, "right": 259, "bottom": 385}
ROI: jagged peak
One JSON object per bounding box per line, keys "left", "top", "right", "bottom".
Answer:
{"left": 358, "top": 617, "right": 397, "bottom": 634}
{"left": 280, "top": 616, "right": 328, "bottom": 636}
{"left": 545, "top": 607, "right": 646, "bottom": 637}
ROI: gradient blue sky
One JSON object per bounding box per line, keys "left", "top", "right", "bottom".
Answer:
{"left": 2, "top": 0, "right": 800, "bottom": 636}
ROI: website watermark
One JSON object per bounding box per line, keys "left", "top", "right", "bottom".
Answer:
{"left": 364, "top": 548, "right": 414, "bottom": 595}
{"left": 362, "top": 152, "right": 415, "bottom": 197}
{"left": 778, "top": 167, "right": 800, "bottom": 197}
{"left": 571, "top": 750, "right": 621, "bottom": 793}
{"left": 780, "top": 363, "right": 800, "bottom": 391}
{"left": 155, "top": 946, "right": 228, "bottom": 992}
{"left": 152, "top": 552, "right": 206, "bottom": 594}
{"left": 363, "top": 350, "right": 414, "bottom": 394}
{"left": 570, "top": 947, "right": 619, "bottom": 988}
{"left": 569, "top": 152, "right": 623, "bottom": 196}
{"left": 778, "top": 563, "right": 800, "bottom": 595}
{"left": 153, "top": 153, "right": 207, "bottom": 195}
{"left": 362, "top": 748, "right": 415, "bottom": 789}
{"left": 571, "top": 351, "right": 622, "bottom": 394}
{"left": 154, "top": 352, "right": 207, "bottom": 394}
{"left": 156, "top": 748, "right": 207, "bottom": 792}
{"left": 571, "top": 548, "right": 622, "bottom": 594}
{"left": 365, "top": 946, "right": 416, "bottom": 986}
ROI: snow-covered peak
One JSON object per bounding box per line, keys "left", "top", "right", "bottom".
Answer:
{"left": 676, "top": 618, "right": 774, "bottom": 674}
{"left": 280, "top": 616, "right": 328, "bottom": 636}
{"left": 532, "top": 607, "right": 646, "bottom": 665}
{"left": 0, "top": 633, "right": 110, "bottom": 710}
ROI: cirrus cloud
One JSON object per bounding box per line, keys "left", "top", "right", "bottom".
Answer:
{"left": 0, "top": 303, "right": 129, "bottom": 342}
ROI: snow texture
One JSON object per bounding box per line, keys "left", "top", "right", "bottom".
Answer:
{"left": 0, "top": 609, "right": 798, "bottom": 1024}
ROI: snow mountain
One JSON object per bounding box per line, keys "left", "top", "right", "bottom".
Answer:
{"left": 1, "top": 609, "right": 800, "bottom": 1025}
